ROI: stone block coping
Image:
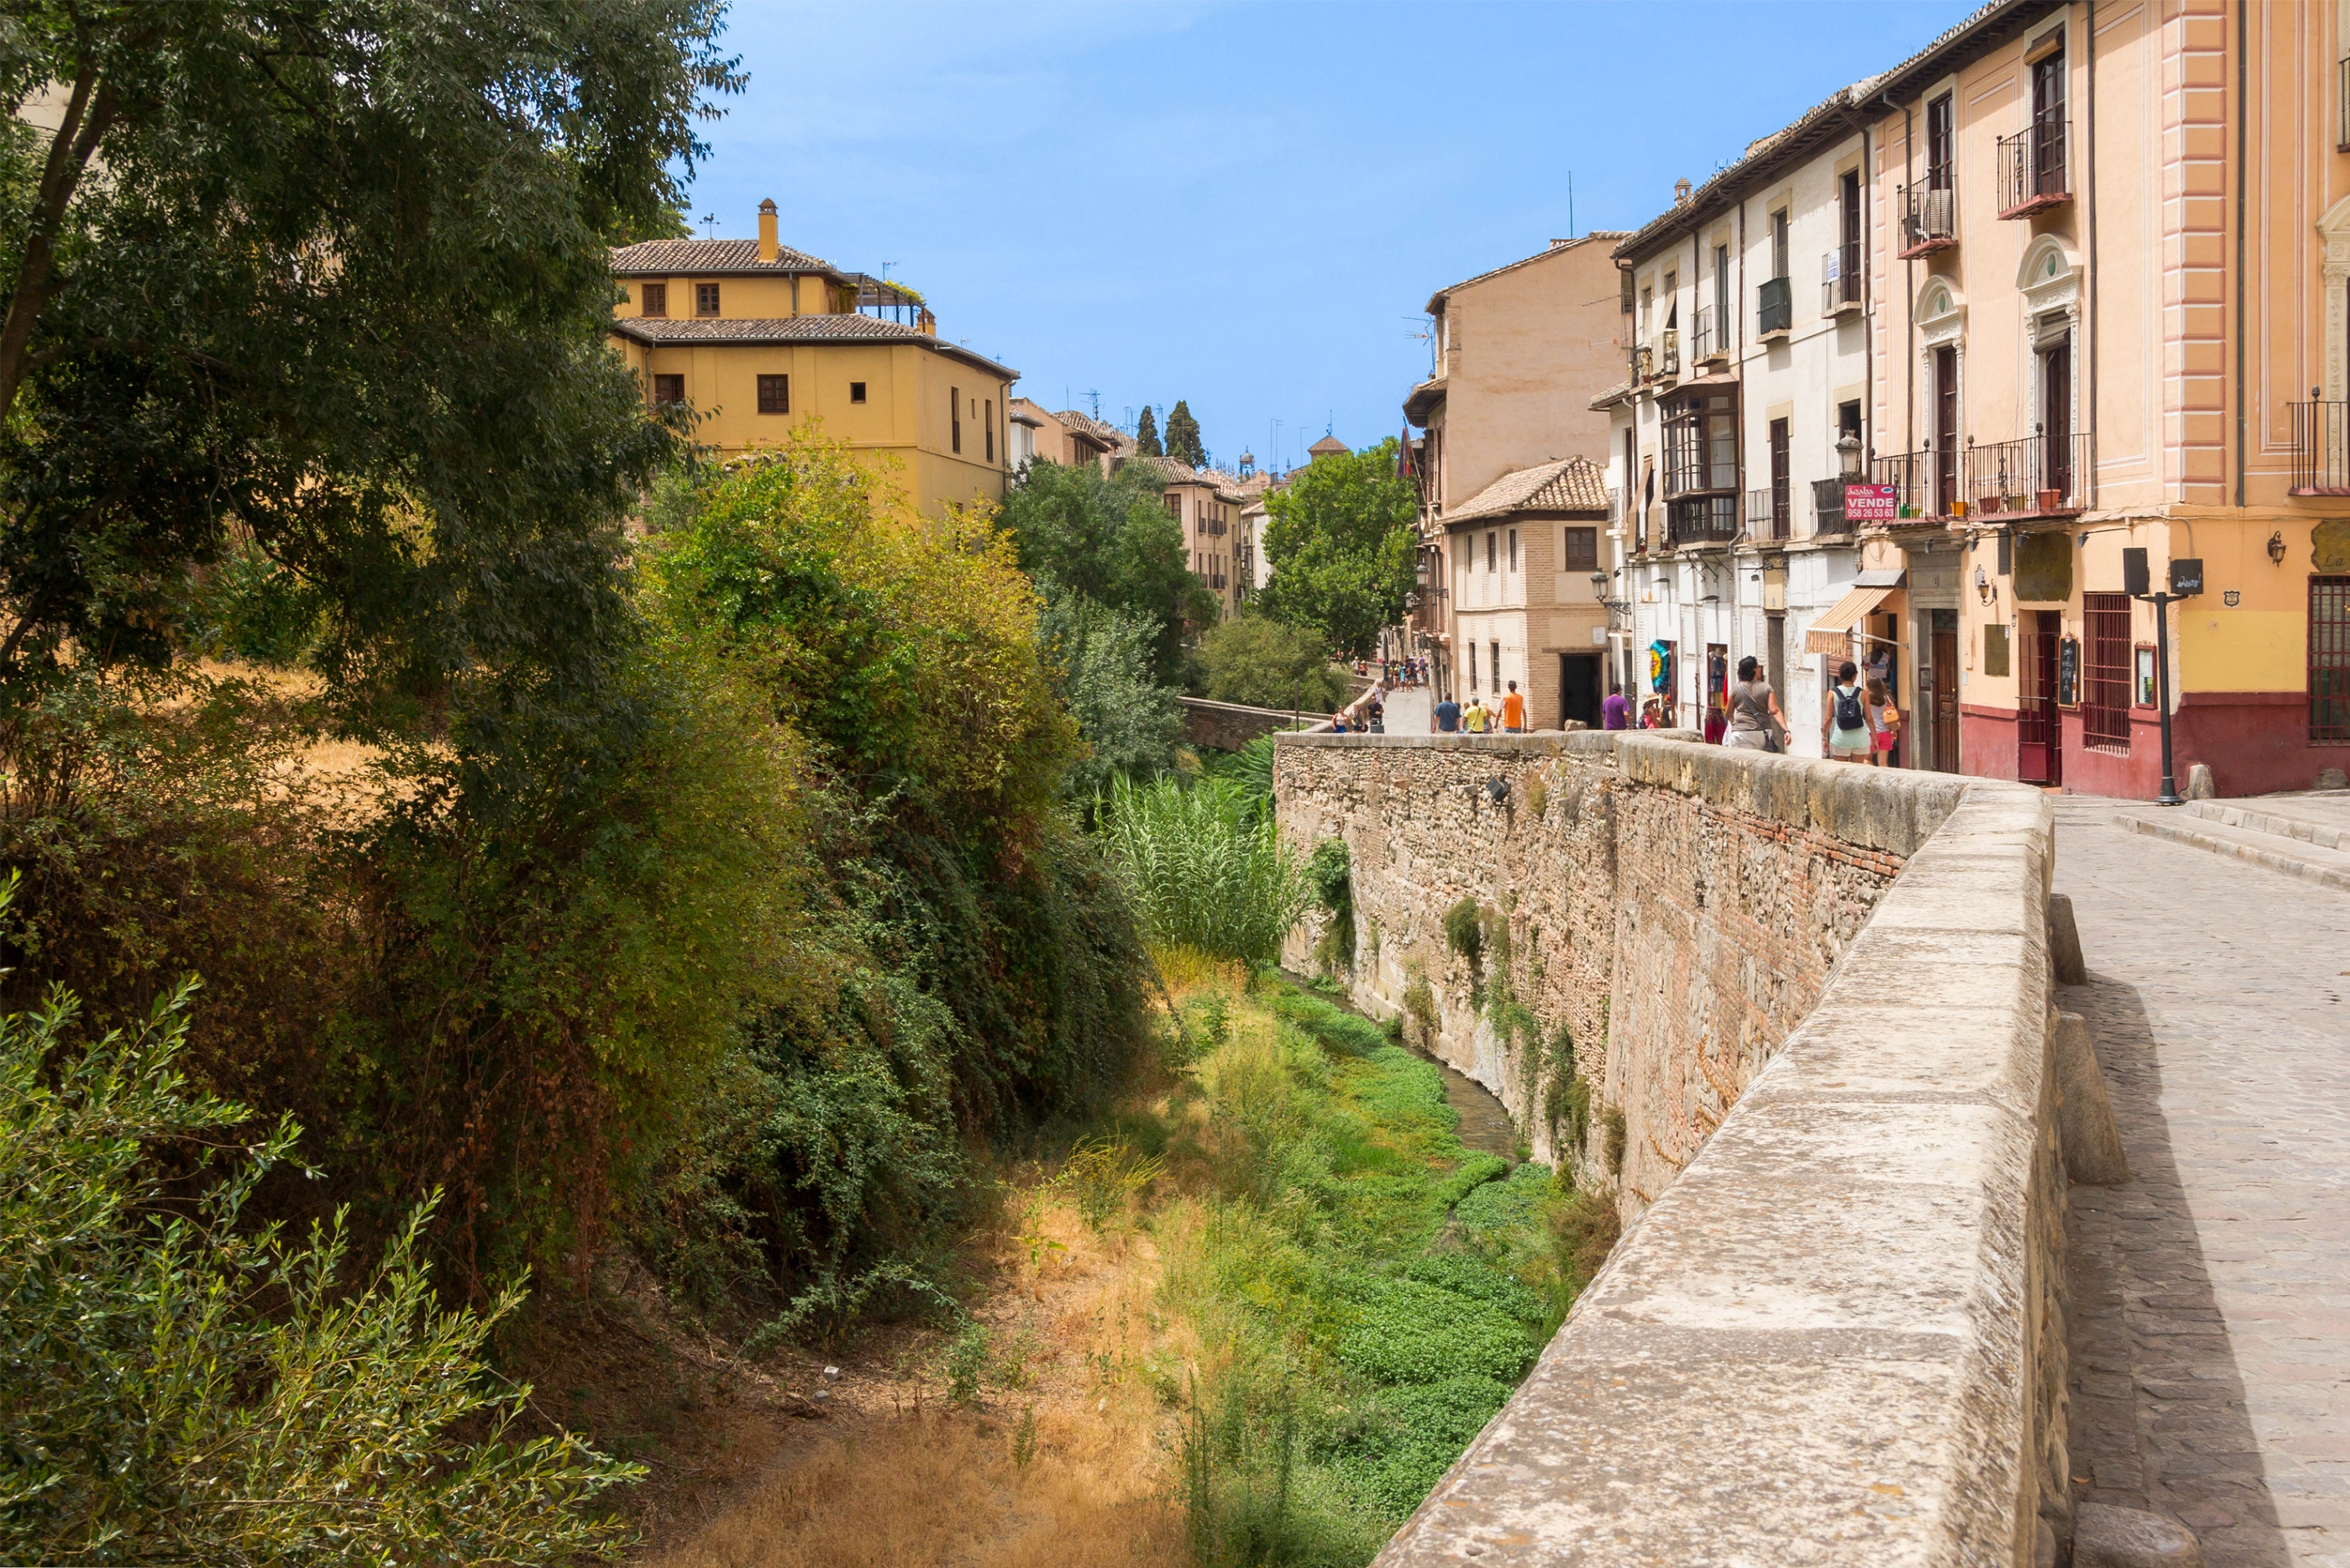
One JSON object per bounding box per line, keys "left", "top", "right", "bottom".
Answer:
{"left": 1279, "top": 730, "right": 2062, "bottom": 1566}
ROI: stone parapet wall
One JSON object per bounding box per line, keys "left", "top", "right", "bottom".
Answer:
{"left": 1274, "top": 731, "right": 2073, "bottom": 1565}
{"left": 1177, "top": 695, "right": 1322, "bottom": 751}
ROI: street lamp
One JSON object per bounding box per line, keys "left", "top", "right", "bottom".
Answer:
{"left": 1837, "top": 433, "right": 1863, "bottom": 481}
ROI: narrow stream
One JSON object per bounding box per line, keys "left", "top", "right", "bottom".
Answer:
{"left": 1284, "top": 973, "right": 1521, "bottom": 1159}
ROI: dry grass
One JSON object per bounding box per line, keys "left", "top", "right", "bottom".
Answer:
{"left": 633, "top": 1163, "right": 1195, "bottom": 1567}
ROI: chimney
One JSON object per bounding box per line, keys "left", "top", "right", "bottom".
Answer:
{"left": 756, "top": 198, "right": 778, "bottom": 263}
{"left": 1673, "top": 178, "right": 1692, "bottom": 207}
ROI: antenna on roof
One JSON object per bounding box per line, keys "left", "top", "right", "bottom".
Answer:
{"left": 1087, "top": 390, "right": 1100, "bottom": 420}
{"left": 701, "top": 212, "right": 716, "bottom": 237}
{"left": 881, "top": 261, "right": 895, "bottom": 281}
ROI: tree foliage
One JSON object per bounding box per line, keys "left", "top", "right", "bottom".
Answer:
{"left": 0, "top": 0, "right": 740, "bottom": 715}
{"left": 1164, "top": 400, "right": 1206, "bottom": 468}
{"left": 999, "top": 454, "right": 1215, "bottom": 684}
{"left": 0, "top": 955, "right": 636, "bottom": 1566}
{"left": 1196, "top": 615, "right": 1353, "bottom": 713}
{"left": 1257, "top": 439, "right": 1418, "bottom": 658}
{"left": 1040, "top": 595, "right": 1181, "bottom": 801}
{"left": 1134, "top": 405, "right": 1162, "bottom": 457}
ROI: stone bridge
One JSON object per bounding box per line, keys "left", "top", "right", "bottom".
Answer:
{"left": 1274, "top": 730, "right": 2123, "bottom": 1566}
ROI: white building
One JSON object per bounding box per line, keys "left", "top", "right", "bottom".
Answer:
{"left": 1602, "top": 86, "right": 1881, "bottom": 755}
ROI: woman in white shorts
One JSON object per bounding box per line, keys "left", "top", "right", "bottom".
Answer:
{"left": 1822, "top": 658, "right": 1875, "bottom": 761}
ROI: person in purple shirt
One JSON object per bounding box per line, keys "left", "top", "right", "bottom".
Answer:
{"left": 1601, "top": 682, "right": 1631, "bottom": 731}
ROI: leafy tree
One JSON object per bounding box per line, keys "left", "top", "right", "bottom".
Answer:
{"left": 1040, "top": 596, "right": 1181, "bottom": 800}
{"left": 1134, "top": 405, "right": 1163, "bottom": 457}
{"left": 998, "top": 454, "right": 1215, "bottom": 684}
{"left": 0, "top": 955, "right": 637, "bottom": 1566}
{"left": 1196, "top": 615, "right": 1353, "bottom": 713}
{"left": 0, "top": 0, "right": 740, "bottom": 715}
{"left": 1164, "top": 399, "right": 1206, "bottom": 468}
{"left": 1257, "top": 438, "right": 1418, "bottom": 658}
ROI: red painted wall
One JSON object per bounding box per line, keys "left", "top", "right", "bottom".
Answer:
{"left": 1957, "top": 694, "right": 2350, "bottom": 798}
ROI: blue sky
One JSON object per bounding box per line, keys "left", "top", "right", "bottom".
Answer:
{"left": 687, "top": 1, "right": 1971, "bottom": 474}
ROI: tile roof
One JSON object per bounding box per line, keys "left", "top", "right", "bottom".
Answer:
{"left": 611, "top": 237, "right": 836, "bottom": 275}
{"left": 1052, "top": 409, "right": 1125, "bottom": 446}
{"left": 1446, "top": 456, "right": 1609, "bottom": 522}
{"left": 1135, "top": 454, "right": 1244, "bottom": 502}
{"left": 609, "top": 313, "right": 1016, "bottom": 377}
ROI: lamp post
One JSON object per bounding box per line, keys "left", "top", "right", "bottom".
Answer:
{"left": 2125, "top": 547, "right": 2202, "bottom": 805}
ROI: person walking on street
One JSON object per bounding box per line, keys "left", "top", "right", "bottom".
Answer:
{"left": 1433, "top": 692, "right": 1461, "bottom": 733}
{"left": 1723, "top": 656, "right": 1788, "bottom": 751}
{"left": 1602, "top": 682, "right": 1630, "bottom": 731}
{"left": 1367, "top": 695, "right": 1386, "bottom": 733}
{"left": 1500, "top": 680, "right": 1527, "bottom": 734}
{"left": 1866, "top": 676, "right": 1900, "bottom": 768}
{"left": 1823, "top": 660, "right": 1875, "bottom": 763}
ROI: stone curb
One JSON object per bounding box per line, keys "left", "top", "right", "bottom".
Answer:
{"left": 2114, "top": 812, "right": 2350, "bottom": 893}
{"left": 2177, "top": 798, "right": 2349, "bottom": 851}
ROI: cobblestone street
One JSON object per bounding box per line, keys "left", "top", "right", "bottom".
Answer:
{"left": 2055, "top": 797, "right": 2350, "bottom": 1568}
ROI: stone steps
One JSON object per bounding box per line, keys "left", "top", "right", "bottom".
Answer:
{"left": 2114, "top": 806, "right": 2350, "bottom": 893}
{"left": 2176, "top": 795, "right": 2350, "bottom": 851}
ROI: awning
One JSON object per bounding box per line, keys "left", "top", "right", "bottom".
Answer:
{"left": 1803, "top": 585, "right": 1893, "bottom": 655}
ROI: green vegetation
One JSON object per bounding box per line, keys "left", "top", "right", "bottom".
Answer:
{"left": 1196, "top": 615, "right": 1354, "bottom": 712}
{"left": 1000, "top": 454, "right": 1216, "bottom": 683}
{"left": 0, "top": 950, "right": 633, "bottom": 1566}
{"left": 1102, "top": 775, "right": 1308, "bottom": 967}
{"left": 1041, "top": 594, "right": 1182, "bottom": 800}
{"left": 1149, "top": 972, "right": 1616, "bottom": 1562}
{"left": 1307, "top": 837, "right": 1355, "bottom": 977}
{"left": 1165, "top": 400, "right": 1207, "bottom": 467}
{"left": 1256, "top": 439, "right": 1420, "bottom": 659}
{"left": 1136, "top": 405, "right": 1164, "bottom": 457}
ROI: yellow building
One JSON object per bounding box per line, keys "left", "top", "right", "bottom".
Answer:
{"left": 609, "top": 200, "right": 1018, "bottom": 514}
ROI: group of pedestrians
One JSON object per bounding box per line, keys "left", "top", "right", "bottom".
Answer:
{"left": 1428, "top": 680, "right": 1528, "bottom": 735}
{"left": 1593, "top": 658, "right": 1900, "bottom": 764}
{"left": 1354, "top": 656, "right": 1431, "bottom": 689}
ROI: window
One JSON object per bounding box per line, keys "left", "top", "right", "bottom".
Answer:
{"left": 652, "top": 373, "right": 685, "bottom": 405}
{"left": 1486, "top": 531, "right": 1496, "bottom": 572}
{"left": 849, "top": 381, "right": 867, "bottom": 403}
{"left": 1563, "top": 526, "right": 1598, "bottom": 570}
{"left": 1508, "top": 529, "right": 1518, "bottom": 571}
{"left": 1838, "top": 400, "right": 1863, "bottom": 445}
{"left": 1927, "top": 93, "right": 1954, "bottom": 191}
{"left": 640, "top": 282, "right": 667, "bottom": 317}
{"left": 1770, "top": 210, "right": 1789, "bottom": 280}
{"left": 1639, "top": 285, "right": 1652, "bottom": 334}
{"left": 694, "top": 282, "right": 720, "bottom": 316}
{"left": 1468, "top": 641, "right": 1479, "bottom": 691}
{"left": 1713, "top": 245, "right": 1731, "bottom": 349}
{"left": 756, "top": 374, "right": 788, "bottom": 414}
{"left": 1164, "top": 493, "right": 1182, "bottom": 517}
{"left": 1490, "top": 641, "right": 1501, "bottom": 691}
{"left": 985, "top": 399, "right": 995, "bottom": 463}
{"left": 950, "top": 386, "right": 961, "bottom": 454}
{"left": 2314, "top": 576, "right": 2350, "bottom": 742}
{"left": 2083, "top": 592, "right": 2131, "bottom": 752}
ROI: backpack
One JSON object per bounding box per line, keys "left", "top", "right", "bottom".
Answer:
{"left": 1833, "top": 684, "right": 1865, "bottom": 732}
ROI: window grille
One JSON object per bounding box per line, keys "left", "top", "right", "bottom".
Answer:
{"left": 2313, "top": 576, "right": 2350, "bottom": 742}
{"left": 2082, "top": 592, "right": 2131, "bottom": 753}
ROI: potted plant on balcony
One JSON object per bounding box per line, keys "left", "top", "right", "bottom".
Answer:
{"left": 2035, "top": 488, "right": 2060, "bottom": 512}
{"left": 1979, "top": 494, "right": 2003, "bottom": 516}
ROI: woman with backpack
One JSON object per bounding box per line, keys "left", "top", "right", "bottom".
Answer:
{"left": 1823, "top": 659, "right": 1875, "bottom": 763}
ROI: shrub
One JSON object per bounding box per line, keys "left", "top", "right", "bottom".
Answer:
{"left": 1101, "top": 774, "right": 1309, "bottom": 967}
{"left": 1195, "top": 615, "right": 1352, "bottom": 712}
{"left": 0, "top": 963, "right": 634, "bottom": 1566}
{"left": 1306, "top": 837, "right": 1355, "bottom": 977}
{"left": 1319, "top": 1375, "right": 1516, "bottom": 1518}
{"left": 1333, "top": 1276, "right": 1533, "bottom": 1385}
{"left": 1039, "top": 594, "right": 1182, "bottom": 801}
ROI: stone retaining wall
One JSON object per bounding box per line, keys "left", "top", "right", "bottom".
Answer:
{"left": 1177, "top": 695, "right": 1319, "bottom": 751}
{"left": 1274, "top": 731, "right": 2075, "bottom": 1565}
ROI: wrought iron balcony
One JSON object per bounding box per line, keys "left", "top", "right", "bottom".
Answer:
{"left": 1811, "top": 477, "right": 1855, "bottom": 535}
{"left": 1997, "top": 119, "right": 2071, "bottom": 218}
{"left": 1868, "top": 449, "right": 1943, "bottom": 520}
{"left": 1758, "top": 276, "right": 1792, "bottom": 335}
{"left": 1691, "top": 307, "right": 1714, "bottom": 362}
{"left": 1745, "top": 485, "right": 1791, "bottom": 542}
{"left": 1962, "top": 431, "right": 2092, "bottom": 516}
{"left": 1821, "top": 245, "right": 1862, "bottom": 316}
{"left": 2290, "top": 396, "right": 2350, "bottom": 495}
{"left": 1897, "top": 185, "right": 1957, "bottom": 259}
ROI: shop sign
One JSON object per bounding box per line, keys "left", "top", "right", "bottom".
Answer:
{"left": 1844, "top": 484, "right": 1899, "bottom": 524}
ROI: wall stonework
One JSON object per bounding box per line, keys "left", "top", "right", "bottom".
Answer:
{"left": 1275, "top": 731, "right": 2077, "bottom": 1566}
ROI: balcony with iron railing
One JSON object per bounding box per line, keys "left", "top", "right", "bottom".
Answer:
{"left": 2290, "top": 394, "right": 2350, "bottom": 495}
{"left": 1811, "top": 478, "right": 1855, "bottom": 536}
{"left": 1997, "top": 118, "right": 2071, "bottom": 219}
{"left": 1691, "top": 308, "right": 1715, "bottom": 363}
{"left": 1667, "top": 495, "right": 1740, "bottom": 547}
{"left": 1758, "top": 276, "right": 1792, "bottom": 336}
{"left": 1897, "top": 184, "right": 1958, "bottom": 259}
{"left": 1962, "top": 430, "right": 2092, "bottom": 516}
{"left": 1821, "top": 244, "right": 1862, "bottom": 317}
{"left": 1745, "top": 482, "right": 1791, "bottom": 543}
{"left": 1869, "top": 448, "right": 1946, "bottom": 520}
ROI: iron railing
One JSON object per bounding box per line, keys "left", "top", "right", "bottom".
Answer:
{"left": 1897, "top": 185, "right": 1957, "bottom": 257}
{"left": 1758, "top": 276, "right": 1792, "bottom": 334}
{"left": 1745, "top": 489, "right": 1775, "bottom": 541}
{"left": 1821, "top": 244, "right": 1862, "bottom": 315}
{"left": 1811, "top": 477, "right": 1855, "bottom": 535}
{"left": 1666, "top": 495, "right": 1740, "bottom": 547}
{"left": 1691, "top": 307, "right": 1714, "bottom": 362}
{"left": 1869, "top": 449, "right": 1941, "bottom": 519}
{"left": 2290, "top": 396, "right": 2350, "bottom": 494}
{"left": 1962, "top": 431, "right": 2092, "bottom": 515}
{"left": 1997, "top": 118, "right": 2070, "bottom": 217}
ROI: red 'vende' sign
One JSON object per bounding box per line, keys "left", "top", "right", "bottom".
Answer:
{"left": 1843, "top": 484, "right": 1898, "bottom": 523}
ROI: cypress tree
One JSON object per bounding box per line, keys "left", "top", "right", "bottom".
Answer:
{"left": 1134, "top": 405, "right": 1162, "bottom": 456}
{"left": 1164, "top": 400, "right": 1205, "bottom": 467}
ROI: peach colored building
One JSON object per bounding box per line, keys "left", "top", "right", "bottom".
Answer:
{"left": 1403, "top": 233, "right": 1629, "bottom": 702}
{"left": 1857, "top": 0, "right": 2350, "bottom": 796}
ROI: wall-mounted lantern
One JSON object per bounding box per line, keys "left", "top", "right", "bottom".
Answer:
{"left": 2268, "top": 530, "right": 2286, "bottom": 565}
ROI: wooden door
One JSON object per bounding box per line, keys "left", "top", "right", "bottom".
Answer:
{"left": 2017, "top": 609, "right": 2062, "bottom": 784}
{"left": 1931, "top": 613, "right": 1960, "bottom": 773}
{"left": 1559, "top": 653, "right": 1601, "bottom": 729}
{"left": 1933, "top": 346, "right": 1958, "bottom": 514}
{"left": 2041, "top": 341, "right": 2072, "bottom": 501}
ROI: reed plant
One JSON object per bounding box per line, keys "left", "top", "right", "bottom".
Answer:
{"left": 1101, "top": 775, "right": 1310, "bottom": 968}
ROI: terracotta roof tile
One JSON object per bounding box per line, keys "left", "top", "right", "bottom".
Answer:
{"left": 1446, "top": 456, "right": 1608, "bottom": 522}
{"left": 612, "top": 237, "right": 835, "bottom": 275}
{"left": 610, "top": 314, "right": 1016, "bottom": 377}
